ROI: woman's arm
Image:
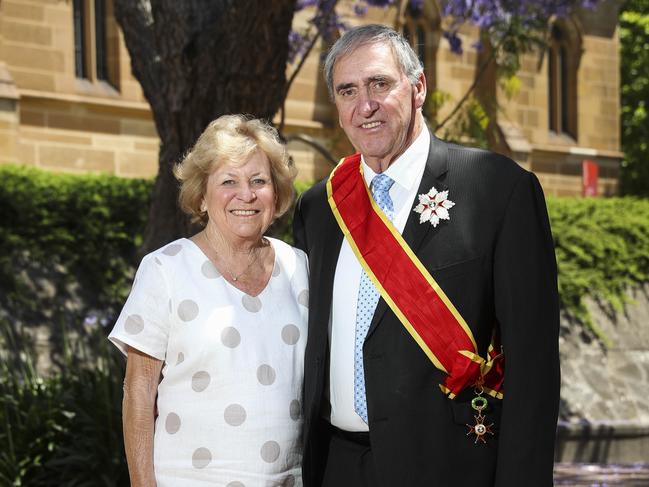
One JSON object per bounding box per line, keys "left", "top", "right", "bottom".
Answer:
{"left": 122, "top": 346, "right": 163, "bottom": 487}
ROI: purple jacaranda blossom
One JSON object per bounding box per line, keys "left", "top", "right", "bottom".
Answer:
{"left": 443, "top": 30, "right": 463, "bottom": 55}
{"left": 441, "top": 0, "right": 602, "bottom": 53}
{"left": 289, "top": 0, "right": 603, "bottom": 62}
{"left": 364, "top": 0, "right": 396, "bottom": 6}
{"left": 295, "top": 0, "right": 319, "bottom": 10}
{"left": 288, "top": 30, "right": 308, "bottom": 64}
{"left": 84, "top": 314, "right": 98, "bottom": 327}
{"left": 408, "top": 0, "right": 424, "bottom": 13}
{"left": 83, "top": 310, "right": 113, "bottom": 329}
{"left": 353, "top": 2, "right": 368, "bottom": 16}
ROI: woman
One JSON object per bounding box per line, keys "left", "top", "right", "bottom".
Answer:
{"left": 109, "top": 115, "right": 308, "bottom": 487}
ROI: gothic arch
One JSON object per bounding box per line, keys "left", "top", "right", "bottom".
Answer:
{"left": 547, "top": 17, "right": 583, "bottom": 140}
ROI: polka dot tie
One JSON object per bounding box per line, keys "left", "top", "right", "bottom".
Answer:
{"left": 354, "top": 173, "right": 395, "bottom": 423}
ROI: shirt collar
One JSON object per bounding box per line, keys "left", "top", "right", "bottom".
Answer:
{"left": 362, "top": 127, "right": 430, "bottom": 192}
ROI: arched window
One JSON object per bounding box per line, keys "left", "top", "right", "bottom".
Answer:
{"left": 401, "top": 1, "right": 440, "bottom": 119}
{"left": 547, "top": 23, "right": 580, "bottom": 139}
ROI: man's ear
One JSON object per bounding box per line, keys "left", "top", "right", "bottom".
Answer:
{"left": 414, "top": 72, "right": 427, "bottom": 109}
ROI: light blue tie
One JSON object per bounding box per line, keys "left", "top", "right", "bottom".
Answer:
{"left": 354, "top": 173, "right": 395, "bottom": 423}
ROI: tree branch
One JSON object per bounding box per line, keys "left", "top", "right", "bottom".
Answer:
{"left": 280, "top": 29, "right": 322, "bottom": 133}
{"left": 435, "top": 39, "right": 499, "bottom": 131}
{"left": 278, "top": 0, "right": 339, "bottom": 133}
{"left": 285, "top": 133, "right": 337, "bottom": 165}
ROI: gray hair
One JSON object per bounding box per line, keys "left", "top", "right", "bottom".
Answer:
{"left": 323, "top": 24, "right": 424, "bottom": 99}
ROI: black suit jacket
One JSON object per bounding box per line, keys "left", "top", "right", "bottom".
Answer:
{"left": 293, "top": 134, "right": 560, "bottom": 487}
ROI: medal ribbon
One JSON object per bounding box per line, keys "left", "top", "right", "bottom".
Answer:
{"left": 327, "top": 154, "right": 504, "bottom": 399}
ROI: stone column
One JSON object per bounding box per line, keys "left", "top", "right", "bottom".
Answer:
{"left": 0, "top": 61, "right": 20, "bottom": 164}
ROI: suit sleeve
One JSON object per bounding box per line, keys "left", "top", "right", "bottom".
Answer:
{"left": 293, "top": 193, "right": 308, "bottom": 254}
{"left": 493, "top": 171, "right": 560, "bottom": 487}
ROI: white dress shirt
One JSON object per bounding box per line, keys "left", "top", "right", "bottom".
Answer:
{"left": 329, "top": 128, "right": 431, "bottom": 431}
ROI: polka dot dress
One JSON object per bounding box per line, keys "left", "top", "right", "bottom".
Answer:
{"left": 109, "top": 237, "right": 308, "bottom": 487}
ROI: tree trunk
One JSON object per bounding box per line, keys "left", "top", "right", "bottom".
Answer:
{"left": 114, "top": 0, "right": 296, "bottom": 255}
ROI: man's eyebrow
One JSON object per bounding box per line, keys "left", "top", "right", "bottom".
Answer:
{"left": 335, "top": 82, "right": 355, "bottom": 93}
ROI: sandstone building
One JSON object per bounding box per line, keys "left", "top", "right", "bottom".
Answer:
{"left": 0, "top": 0, "right": 622, "bottom": 195}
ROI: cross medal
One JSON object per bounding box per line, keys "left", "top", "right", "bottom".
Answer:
{"left": 465, "top": 389, "right": 494, "bottom": 444}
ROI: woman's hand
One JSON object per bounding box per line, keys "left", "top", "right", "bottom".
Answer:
{"left": 123, "top": 347, "right": 163, "bottom": 487}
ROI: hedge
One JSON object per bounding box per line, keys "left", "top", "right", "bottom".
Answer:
{"left": 548, "top": 197, "right": 649, "bottom": 341}
{"left": 1, "top": 164, "right": 648, "bottom": 336}
{"left": 0, "top": 165, "right": 152, "bottom": 319}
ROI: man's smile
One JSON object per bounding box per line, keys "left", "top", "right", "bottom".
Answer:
{"left": 360, "top": 121, "right": 383, "bottom": 129}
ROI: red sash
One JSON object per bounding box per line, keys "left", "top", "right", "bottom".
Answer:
{"left": 327, "top": 154, "right": 504, "bottom": 399}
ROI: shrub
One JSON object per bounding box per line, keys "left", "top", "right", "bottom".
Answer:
{"left": 0, "top": 316, "right": 128, "bottom": 486}
{"left": 2, "top": 165, "right": 649, "bottom": 336}
{"left": 0, "top": 165, "right": 152, "bottom": 317}
{"left": 548, "top": 197, "right": 649, "bottom": 341}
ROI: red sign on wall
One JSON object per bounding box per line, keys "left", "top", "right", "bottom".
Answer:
{"left": 582, "top": 160, "right": 599, "bottom": 197}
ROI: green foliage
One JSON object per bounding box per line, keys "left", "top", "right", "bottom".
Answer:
{"left": 548, "top": 197, "right": 649, "bottom": 341}
{"left": 428, "top": 91, "right": 492, "bottom": 149}
{"left": 619, "top": 1, "right": 649, "bottom": 196}
{"left": 623, "top": 0, "right": 649, "bottom": 14}
{"left": 0, "top": 165, "right": 152, "bottom": 344}
{"left": 267, "top": 179, "right": 313, "bottom": 245}
{"left": 439, "top": 96, "right": 491, "bottom": 149}
{"left": 0, "top": 317, "right": 128, "bottom": 486}
{"left": 2, "top": 165, "right": 649, "bottom": 341}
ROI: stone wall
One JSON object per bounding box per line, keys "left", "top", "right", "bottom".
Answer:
{"left": 557, "top": 285, "right": 649, "bottom": 463}
{"left": 0, "top": 0, "right": 623, "bottom": 194}
{"left": 0, "top": 0, "right": 160, "bottom": 176}
{"left": 16, "top": 93, "right": 158, "bottom": 177}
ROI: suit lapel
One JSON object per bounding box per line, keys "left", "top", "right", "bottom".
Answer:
{"left": 317, "top": 229, "right": 343, "bottom": 316}
{"left": 401, "top": 135, "right": 449, "bottom": 254}
{"left": 366, "top": 133, "right": 449, "bottom": 339}
{"left": 312, "top": 189, "right": 344, "bottom": 340}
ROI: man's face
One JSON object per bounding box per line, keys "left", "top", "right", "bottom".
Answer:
{"left": 332, "top": 42, "right": 426, "bottom": 171}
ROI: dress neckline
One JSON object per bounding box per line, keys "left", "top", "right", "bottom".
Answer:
{"left": 182, "top": 237, "right": 276, "bottom": 298}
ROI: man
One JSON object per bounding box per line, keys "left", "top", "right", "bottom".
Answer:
{"left": 293, "top": 24, "right": 560, "bottom": 487}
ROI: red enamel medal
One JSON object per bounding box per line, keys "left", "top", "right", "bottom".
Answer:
{"left": 466, "top": 389, "right": 494, "bottom": 444}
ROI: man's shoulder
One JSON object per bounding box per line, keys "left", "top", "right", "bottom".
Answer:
{"left": 298, "top": 178, "right": 328, "bottom": 207}
{"left": 442, "top": 139, "right": 527, "bottom": 183}
{"left": 445, "top": 140, "right": 520, "bottom": 166}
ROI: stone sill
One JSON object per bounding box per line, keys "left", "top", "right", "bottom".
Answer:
{"left": 271, "top": 116, "right": 330, "bottom": 131}
{"left": 532, "top": 143, "right": 624, "bottom": 161}
{"left": 18, "top": 88, "right": 151, "bottom": 113}
{"left": 558, "top": 421, "right": 649, "bottom": 438}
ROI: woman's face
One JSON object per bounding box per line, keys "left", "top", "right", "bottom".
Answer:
{"left": 203, "top": 150, "right": 276, "bottom": 244}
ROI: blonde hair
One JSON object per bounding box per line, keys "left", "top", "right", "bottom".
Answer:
{"left": 174, "top": 114, "right": 296, "bottom": 225}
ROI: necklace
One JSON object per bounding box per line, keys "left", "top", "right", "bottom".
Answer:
{"left": 203, "top": 230, "right": 260, "bottom": 282}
